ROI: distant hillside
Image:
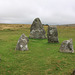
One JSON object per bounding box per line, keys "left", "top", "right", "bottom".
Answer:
{"left": 0, "top": 23, "right": 75, "bottom": 26}
{"left": 58, "top": 24, "right": 75, "bottom": 26}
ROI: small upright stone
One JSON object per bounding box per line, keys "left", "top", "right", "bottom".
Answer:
{"left": 47, "top": 26, "right": 59, "bottom": 43}
{"left": 29, "top": 18, "right": 46, "bottom": 39}
{"left": 60, "top": 39, "right": 74, "bottom": 53}
{"left": 15, "top": 33, "right": 29, "bottom": 51}
{"left": 71, "top": 69, "right": 75, "bottom": 75}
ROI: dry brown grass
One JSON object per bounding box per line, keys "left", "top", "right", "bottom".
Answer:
{"left": 0, "top": 24, "right": 75, "bottom": 32}
{"left": 0, "top": 24, "right": 31, "bottom": 30}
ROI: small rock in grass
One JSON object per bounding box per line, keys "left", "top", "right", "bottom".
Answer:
{"left": 71, "top": 69, "right": 75, "bottom": 75}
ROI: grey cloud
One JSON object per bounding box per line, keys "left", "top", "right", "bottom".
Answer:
{"left": 0, "top": 0, "right": 75, "bottom": 24}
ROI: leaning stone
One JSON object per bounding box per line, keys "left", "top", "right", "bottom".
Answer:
{"left": 60, "top": 39, "right": 74, "bottom": 53}
{"left": 15, "top": 33, "right": 28, "bottom": 51}
{"left": 29, "top": 18, "right": 46, "bottom": 39}
{"left": 47, "top": 26, "right": 59, "bottom": 43}
{"left": 71, "top": 69, "right": 75, "bottom": 75}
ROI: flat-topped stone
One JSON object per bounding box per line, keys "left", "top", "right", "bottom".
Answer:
{"left": 47, "top": 26, "right": 59, "bottom": 43}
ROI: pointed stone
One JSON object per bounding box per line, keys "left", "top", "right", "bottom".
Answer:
{"left": 29, "top": 18, "right": 46, "bottom": 39}
{"left": 15, "top": 33, "right": 29, "bottom": 51}
{"left": 47, "top": 26, "right": 59, "bottom": 43}
{"left": 60, "top": 39, "right": 74, "bottom": 53}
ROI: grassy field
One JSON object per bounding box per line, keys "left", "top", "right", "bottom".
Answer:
{"left": 0, "top": 24, "right": 75, "bottom": 75}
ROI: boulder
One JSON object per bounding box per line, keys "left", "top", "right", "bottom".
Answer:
{"left": 15, "top": 33, "right": 28, "bottom": 51}
{"left": 47, "top": 26, "right": 59, "bottom": 43}
{"left": 29, "top": 18, "right": 46, "bottom": 39}
{"left": 60, "top": 39, "right": 74, "bottom": 53}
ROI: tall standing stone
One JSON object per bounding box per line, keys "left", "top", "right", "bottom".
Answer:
{"left": 60, "top": 39, "right": 74, "bottom": 53}
{"left": 47, "top": 26, "right": 59, "bottom": 43}
{"left": 29, "top": 18, "right": 46, "bottom": 39}
{"left": 15, "top": 33, "right": 29, "bottom": 51}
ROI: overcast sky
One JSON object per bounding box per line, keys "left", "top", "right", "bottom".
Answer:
{"left": 0, "top": 0, "right": 75, "bottom": 25}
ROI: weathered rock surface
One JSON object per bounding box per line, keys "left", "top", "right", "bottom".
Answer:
{"left": 60, "top": 39, "right": 74, "bottom": 53}
{"left": 71, "top": 69, "right": 75, "bottom": 75}
{"left": 29, "top": 18, "right": 46, "bottom": 39}
{"left": 47, "top": 26, "right": 59, "bottom": 43}
{"left": 15, "top": 33, "right": 28, "bottom": 51}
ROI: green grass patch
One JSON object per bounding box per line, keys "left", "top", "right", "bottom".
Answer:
{"left": 0, "top": 26, "right": 75, "bottom": 75}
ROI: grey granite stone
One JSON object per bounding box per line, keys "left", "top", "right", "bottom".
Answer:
{"left": 47, "top": 26, "right": 59, "bottom": 43}
{"left": 60, "top": 39, "right": 74, "bottom": 53}
{"left": 29, "top": 18, "right": 46, "bottom": 39}
{"left": 15, "top": 33, "right": 28, "bottom": 51}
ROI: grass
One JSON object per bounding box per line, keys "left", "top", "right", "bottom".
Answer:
{"left": 0, "top": 24, "right": 75, "bottom": 75}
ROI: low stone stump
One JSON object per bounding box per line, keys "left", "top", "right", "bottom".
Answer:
{"left": 60, "top": 39, "right": 74, "bottom": 53}
{"left": 15, "top": 33, "right": 29, "bottom": 51}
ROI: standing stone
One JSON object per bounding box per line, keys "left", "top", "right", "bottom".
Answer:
{"left": 29, "top": 18, "right": 46, "bottom": 39}
{"left": 60, "top": 39, "right": 74, "bottom": 53}
{"left": 47, "top": 26, "right": 59, "bottom": 43}
{"left": 71, "top": 69, "right": 75, "bottom": 75}
{"left": 15, "top": 33, "right": 28, "bottom": 51}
